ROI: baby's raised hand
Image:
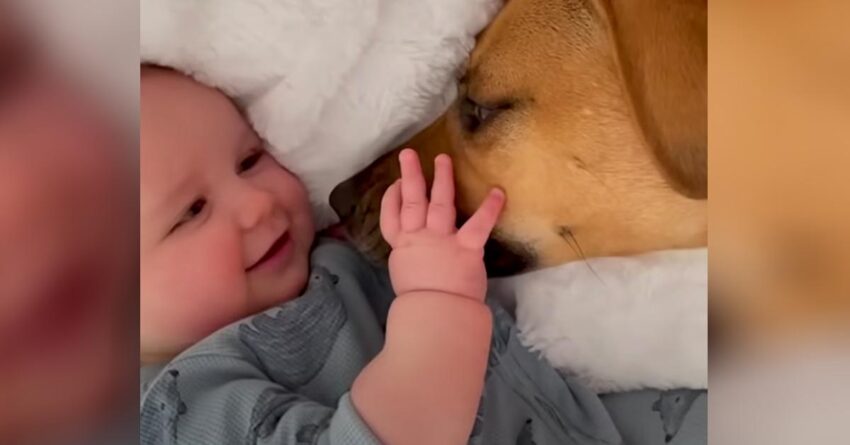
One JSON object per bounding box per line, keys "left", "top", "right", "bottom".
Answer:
{"left": 381, "top": 149, "right": 505, "bottom": 301}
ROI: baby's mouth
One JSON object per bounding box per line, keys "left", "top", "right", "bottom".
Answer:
{"left": 247, "top": 231, "right": 292, "bottom": 272}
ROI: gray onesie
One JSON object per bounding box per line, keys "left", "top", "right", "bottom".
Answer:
{"left": 140, "top": 240, "right": 705, "bottom": 444}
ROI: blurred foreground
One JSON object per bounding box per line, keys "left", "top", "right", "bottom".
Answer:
{"left": 710, "top": 0, "right": 850, "bottom": 443}
{"left": 0, "top": 1, "right": 137, "bottom": 444}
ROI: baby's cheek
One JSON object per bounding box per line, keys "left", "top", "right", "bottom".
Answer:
{"left": 167, "top": 267, "right": 247, "bottom": 340}
{"left": 141, "top": 235, "right": 250, "bottom": 350}
{"left": 265, "top": 166, "right": 313, "bottom": 219}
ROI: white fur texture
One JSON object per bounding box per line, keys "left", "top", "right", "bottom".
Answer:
{"left": 490, "top": 249, "right": 708, "bottom": 393}
{"left": 140, "top": 0, "right": 502, "bottom": 228}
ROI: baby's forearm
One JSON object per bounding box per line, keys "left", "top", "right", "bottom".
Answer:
{"left": 351, "top": 292, "right": 492, "bottom": 445}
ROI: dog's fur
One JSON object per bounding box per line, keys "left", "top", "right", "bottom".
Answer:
{"left": 331, "top": 0, "right": 707, "bottom": 275}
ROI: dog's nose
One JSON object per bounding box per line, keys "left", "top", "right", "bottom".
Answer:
{"left": 330, "top": 178, "right": 357, "bottom": 221}
{"left": 483, "top": 237, "right": 534, "bottom": 277}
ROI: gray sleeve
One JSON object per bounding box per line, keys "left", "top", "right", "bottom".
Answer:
{"left": 140, "top": 356, "right": 381, "bottom": 445}
{"left": 325, "top": 394, "right": 383, "bottom": 445}
{"left": 601, "top": 389, "right": 706, "bottom": 445}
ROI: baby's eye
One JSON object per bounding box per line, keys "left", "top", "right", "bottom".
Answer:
{"left": 238, "top": 150, "right": 265, "bottom": 173}
{"left": 169, "top": 197, "right": 207, "bottom": 234}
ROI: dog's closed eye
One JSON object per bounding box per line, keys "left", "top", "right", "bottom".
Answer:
{"left": 459, "top": 95, "right": 513, "bottom": 133}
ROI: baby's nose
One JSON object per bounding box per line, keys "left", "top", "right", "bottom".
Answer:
{"left": 238, "top": 188, "right": 276, "bottom": 229}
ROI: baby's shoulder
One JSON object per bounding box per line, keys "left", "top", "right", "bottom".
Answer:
{"left": 310, "top": 238, "right": 383, "bottom": 282}
{"left": 309, "top": 238, "right": 394, "bottom": 323}
{"left": 310, "top": 238, "right": 363, "bottom": 262}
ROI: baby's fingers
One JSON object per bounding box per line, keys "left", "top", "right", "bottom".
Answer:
{"left": 380, "top": 180, "right": 401, "bottom": 246}
{"left": 399, "top": 149, "right": 428, "bottom": 232}
{"left": 426, "top": 154, "right": 456, "bottom": 234}
{"left": 457, "top": 188, "right": 505, "bottom": 249}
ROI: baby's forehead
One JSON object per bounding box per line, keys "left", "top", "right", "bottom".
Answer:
{"left": 141, "top": 66, "right": 220, "bottom": 112}
{"left": 141, "top": 68, "right": 255, "bottom": 206}
{"left": 141, "top": 65, "right": 193, "bottom": 88}
{"left": 141, "top": 67, "right": 255, "bottom": 160}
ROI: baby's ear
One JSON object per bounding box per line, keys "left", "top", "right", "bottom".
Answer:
{"left": 598, "top": 0, "right": 707, "bottom": 199}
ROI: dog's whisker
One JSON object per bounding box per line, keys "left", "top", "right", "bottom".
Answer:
{"left": 557, "top": 225, "right": 606, "bottom": 285}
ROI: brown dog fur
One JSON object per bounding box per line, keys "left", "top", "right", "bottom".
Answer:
{"left": 331, "top": 0, "right": 707, "bottom": 275}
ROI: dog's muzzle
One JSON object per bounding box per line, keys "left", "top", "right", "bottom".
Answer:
{"left": 483, "top": 235, "right": 535, "bottom": 277}
{"left": 329, "top": 178, "right": 358, "bottom": 222}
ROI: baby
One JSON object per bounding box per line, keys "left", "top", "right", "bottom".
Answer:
{"left": 140, "top": 67, "right": 622, "bottom": 445}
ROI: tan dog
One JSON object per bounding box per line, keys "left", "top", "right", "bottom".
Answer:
{"left": 331, "top": 0, "right": 707, "bottom": 276}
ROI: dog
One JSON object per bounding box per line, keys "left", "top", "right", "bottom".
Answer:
{"left": 329, "top": 0, "right": 708, "bottom": 392}
{"left": 330, "top": 0, "right": 707, "bottom": 276}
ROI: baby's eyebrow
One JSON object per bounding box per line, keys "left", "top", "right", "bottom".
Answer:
{"left": 143, "top": 175, "right": 195, "bottom": 225}
{"left": 239, "top": 121, "right": 263, "bottom": 149}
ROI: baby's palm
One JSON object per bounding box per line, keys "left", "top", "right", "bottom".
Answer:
{"left": 380, "top": 149, "right": 505, "bottom": 301}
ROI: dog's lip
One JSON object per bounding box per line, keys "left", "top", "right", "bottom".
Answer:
{"left": 247, "top": 231, "right": 291, "bottom": 271}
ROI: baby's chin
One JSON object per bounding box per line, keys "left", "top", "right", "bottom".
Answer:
{"left": 248, "top": 248, "right": 312, "bottom": 311}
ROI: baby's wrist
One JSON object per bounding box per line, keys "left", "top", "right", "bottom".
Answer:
{"left": 386, "top": 292, "right": 492, "bottom": 341}
{"left": 394, "top": 286, "right": 483, "bottom": 302}
{"left": 389, "top": 259, "right": 488, "bottom": 302}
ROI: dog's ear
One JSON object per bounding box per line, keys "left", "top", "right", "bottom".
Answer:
{"left": 597, "top": 0, "right": 707, "bottom": 199}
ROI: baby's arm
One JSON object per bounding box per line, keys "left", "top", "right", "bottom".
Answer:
{"left": 352, "top": 292, "right": 492, "bottom": 445}
{"left": 351, "top": 150, "right": 505, "bottom": 445}
{"left": 140, "top": 321, "right": 383, "bottom": 445}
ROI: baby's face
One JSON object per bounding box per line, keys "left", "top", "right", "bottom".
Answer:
{"left": 140, "top": 69, "right": 314, "bottom": 359}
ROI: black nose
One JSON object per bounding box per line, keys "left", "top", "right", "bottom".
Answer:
{"left": 330, "top": 178, "right": 357, "bottom": 220}
{"left": 483, "top": 237, "right": 534, "bottom": 277}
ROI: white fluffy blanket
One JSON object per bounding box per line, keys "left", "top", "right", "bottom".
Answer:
{"left": 490, "top": 248, "right": 707, "bottom": 393}
{"left": 141, "top": 0, "right": 706, "bottom": 393}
